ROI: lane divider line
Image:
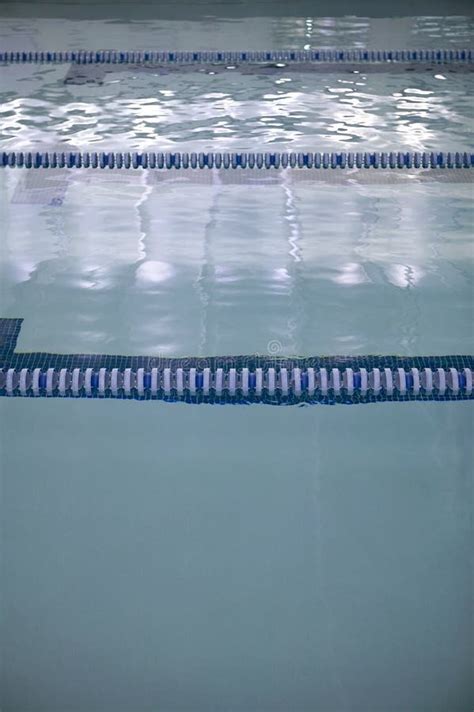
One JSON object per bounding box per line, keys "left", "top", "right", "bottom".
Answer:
{"left": 1, "top": 364, "right": 472, "bottom": 404}
{"left": 2, "top": 151, "right": 473, "bottom": 170}
{"left": 1, "top": 50, "right": 472, "bottom": 64}
{"left": 0, "top": 320, "right": 472, "bottom": 406}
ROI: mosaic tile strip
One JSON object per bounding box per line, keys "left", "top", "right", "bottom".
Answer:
{"left": 1, "top": 320, "right": 472, "bottom": 405}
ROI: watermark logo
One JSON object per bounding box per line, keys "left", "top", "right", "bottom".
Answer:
{"left": 267, "top": 339, "right": 283, "bottom": 356}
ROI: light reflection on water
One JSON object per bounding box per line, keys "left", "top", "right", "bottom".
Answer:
{"left": 0, "top": 66, "right": 472, "bottom": 151}
{"left": 1, "top": 170, "right": 472, "bottom": 358}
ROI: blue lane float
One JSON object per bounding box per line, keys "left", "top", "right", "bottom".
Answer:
{"left": 2, "top": 151, "right": 474, "bottom": 170}
{"left": 0, "top": 49, "right": 472, "bottom": 64}
{"left": 1, "top": 320, "right": 472, "bottom": 405}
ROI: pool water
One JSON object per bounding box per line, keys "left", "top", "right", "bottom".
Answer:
{"left": 1, "top": 171, "right": 473, "bottom": 358}
{"left": 1, "top": 64, "right": 473, "bottom": 151}
{"left": 0, "top": 4, "right": 473, "bottom": 712}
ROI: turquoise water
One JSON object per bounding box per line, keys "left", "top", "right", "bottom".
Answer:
{"left": 1, "top": 171, "right": 473, "bottom": 357}
{"left": 0, "top": 4, "right": 473, "bottom": 712}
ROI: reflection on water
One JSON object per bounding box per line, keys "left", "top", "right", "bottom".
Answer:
{"left": 0, "top": 67, "right": 472, "bottom": 151}
{"left": 1, "top": 170, "right": 472, "bottom": 357}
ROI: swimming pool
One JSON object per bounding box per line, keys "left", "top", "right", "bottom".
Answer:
{"left": 0, "top": 4, "right": 473, "bottom": 711}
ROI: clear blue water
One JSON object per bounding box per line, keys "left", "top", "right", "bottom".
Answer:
{"left": 0, "top": 5, "right": 473, "bottom": 712}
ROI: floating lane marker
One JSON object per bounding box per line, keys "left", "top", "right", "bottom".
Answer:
{"left": 1, "top": 49, "right": 472, "bottom": 64}
{"left": 0, "top": 319, "right": 472, "bottom": 405}
{"left": 2, "top": 361, "right": 472, "bottom": 404}
{"left": 1, "top": 151, "right": 473, "bottom": 170}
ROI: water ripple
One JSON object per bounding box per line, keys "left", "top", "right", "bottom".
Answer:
{"left": 0, "top": 67, "right": 472, "bottom": 151}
